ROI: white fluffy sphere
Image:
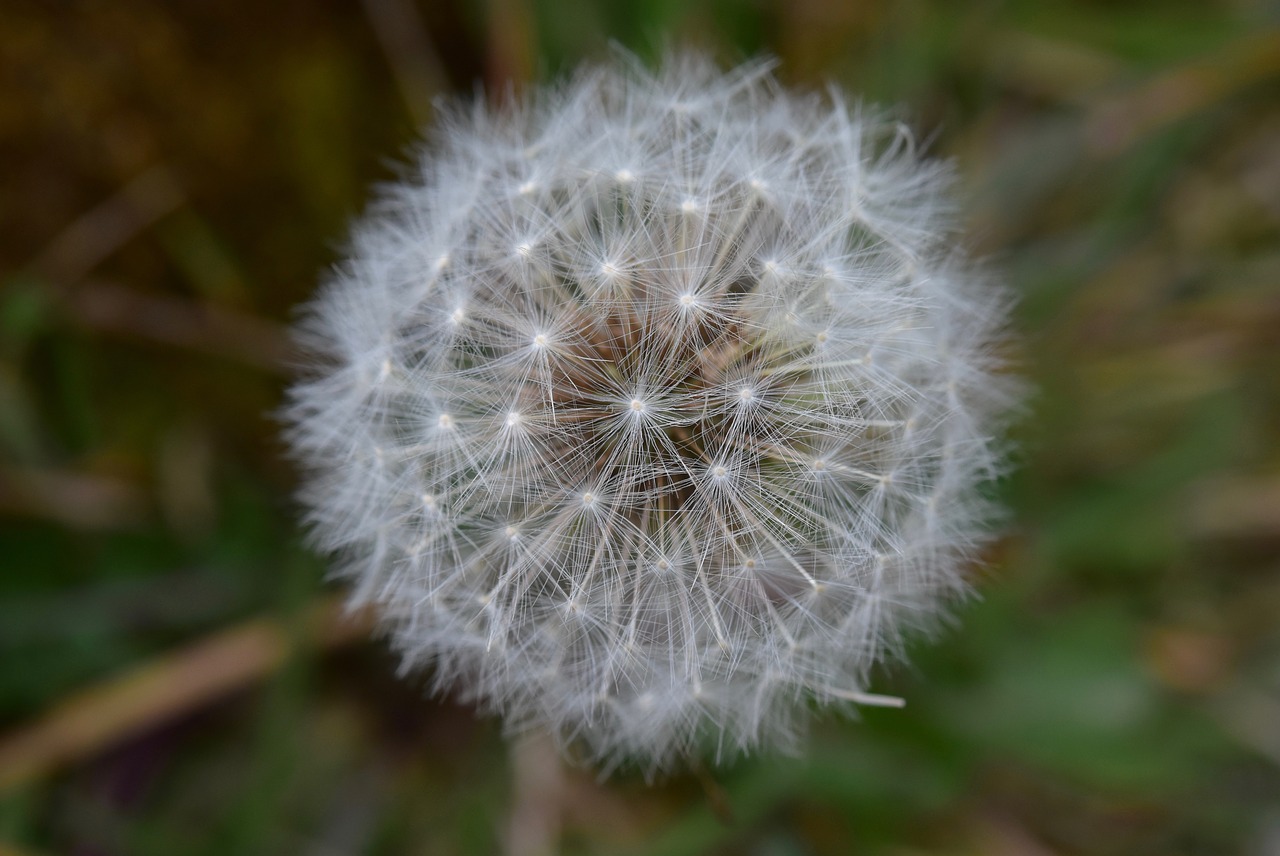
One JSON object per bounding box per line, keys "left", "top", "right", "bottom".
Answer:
{"left": 285, "top": 52, "right": 1015, "bottom": 770}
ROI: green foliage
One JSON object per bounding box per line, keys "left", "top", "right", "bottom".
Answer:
{"left": 1, "top": 1, "right": 1277, "bottom": 853}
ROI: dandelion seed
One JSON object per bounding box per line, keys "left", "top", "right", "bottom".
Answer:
{"left": 284, "top": 51, "right": 1018, "bottom": 774}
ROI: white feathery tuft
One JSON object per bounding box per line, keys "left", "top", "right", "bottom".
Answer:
{"left": 284, "top": 51, "right": 1018, "bottom": 773}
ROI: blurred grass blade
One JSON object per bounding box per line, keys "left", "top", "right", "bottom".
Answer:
{"left": 28, "top": 165, "right": 183, "bottom": 284}
{"left": 0, "top": 597, "right": 372, "bottom": 793}
{"left": 1087, "top": 30, "right": 1280, "bottom": 154}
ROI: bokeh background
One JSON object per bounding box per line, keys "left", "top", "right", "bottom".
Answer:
{"left": 3, "top": 1, "right": 1279, "bottom": 854}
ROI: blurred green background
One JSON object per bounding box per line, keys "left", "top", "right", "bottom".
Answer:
{"left": 2, "top": 1, "right": 1279, "bottom": 854}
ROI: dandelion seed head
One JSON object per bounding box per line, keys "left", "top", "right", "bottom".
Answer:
{"left": 284, "top": 51, "right": 1018, "bottom": 774}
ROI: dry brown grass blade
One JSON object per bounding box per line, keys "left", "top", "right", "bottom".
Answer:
{"left": 0, "top": 468, "right": 149, "bottom": 531}
{"left": 29, "top": 164, "right": 184, "bottom": 283}
{"left": 1087, "top": 30, "right": 1280, "bottom": 155}
{"left": 484, "top": 0, "right": 535, "bottom": 92}
{"left": 0, "top": 596, "right": 374, "bottom": 793}
{"left": 0, "top": 841, "right": 49, "bottom": 856}
{"left": 361, "top": 0, "right": 447, "bottom": 127}
{"left": 60, "top": 278, "right": 291, "bottom": 373}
